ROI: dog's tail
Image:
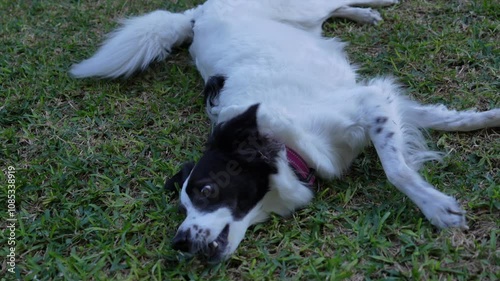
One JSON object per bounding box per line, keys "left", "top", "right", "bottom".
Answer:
{"left": 70, "top": 8, "right": 198, "bottom": 78}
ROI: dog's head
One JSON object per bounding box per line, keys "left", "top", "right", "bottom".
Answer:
{"left": 165, "top": 104, "right": 282, "bottom": 262}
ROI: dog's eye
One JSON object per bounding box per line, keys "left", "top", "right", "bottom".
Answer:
{"left": 201, "top": 185, "right": 214, "bottom": 197}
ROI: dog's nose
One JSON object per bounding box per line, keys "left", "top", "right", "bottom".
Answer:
{"left": 171, "top": 229, "right": 191, "bottom": 252}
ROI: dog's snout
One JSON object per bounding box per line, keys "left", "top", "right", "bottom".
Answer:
{"left": 171, "top": 229, "right": 191, "bottom": 252}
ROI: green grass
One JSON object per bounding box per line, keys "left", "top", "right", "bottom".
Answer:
{"left": 1, "top": 0, "right": 499, "bottom": 280}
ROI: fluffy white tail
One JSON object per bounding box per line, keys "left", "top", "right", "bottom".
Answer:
{"left": 70, "top": 10, "right": 194, "bottom": 78}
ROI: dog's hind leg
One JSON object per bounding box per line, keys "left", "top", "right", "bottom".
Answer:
{"left": 263, "top": 0, "right": 398, "bottom": 33}
{"left": 406, "top": 103, "right": 500, "bottom": 131}
{"left": 331, "top": 6, "right": 383, "bottom": 25}
{"left": 361, "top": 80, "right": 468, "bottom": 229}
{"left": 330, "top": 0, "right": 400, "bottom": 24}
{"left": 346, "top": 0, "right": 400, "bottom": 7}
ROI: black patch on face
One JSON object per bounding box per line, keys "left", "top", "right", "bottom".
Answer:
{"left": 375, "top": 127, "right": 383, "bottom": 134}
{"left": 186, "top": 104, "right": 281, "bottom": 220}
{"left": 203, "top": 75, "right": 226, "bottom": 107}
{"left": 165, "top": 162, "right": 195, "bottom": 194}
{"left": 178, "top": 203, "right": 187, "bottom": 215}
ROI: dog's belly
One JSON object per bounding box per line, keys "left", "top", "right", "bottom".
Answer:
{"left": 190, "top": 16, "right": 356, "bottom": 91}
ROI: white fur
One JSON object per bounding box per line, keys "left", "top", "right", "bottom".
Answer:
{"left": 72, "top": 0, "right": 500, "bottom": 260}
{"left": 71, "top": 10, "right": 194, "bottom": 78}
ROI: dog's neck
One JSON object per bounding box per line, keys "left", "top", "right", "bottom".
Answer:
{"left": 285, "top": 146, "right": 316, "bottom": 186}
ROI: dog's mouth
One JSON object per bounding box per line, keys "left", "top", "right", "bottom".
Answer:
{"left": 204, "top": 224, "right": 230, "bottom": 262}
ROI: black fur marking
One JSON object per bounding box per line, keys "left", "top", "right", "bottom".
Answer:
{"left": 203, "top": 75, "right": 226, "bottom": 108}
{"left": 186, "top": 104, "right": 281, "bottom": 220}
{"left": 165, "top": 162, "right": 195, "bottom": 194}
{"left": 386, "top": 132, "right": 394, "bottom": 139}
{"left": 375, "top": 127, "right": 383, "bottom": 134}
{"left": 178, "top": 204, "right": 187, "bottom": 215}
{"left": 375, "top": 117, "right": 388, "bottom": 124}
{"left": 390, "top": 146, "right": 397, "bottom": 152}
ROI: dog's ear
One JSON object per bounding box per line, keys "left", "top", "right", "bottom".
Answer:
{"left": 209, "top": 104, "right": 260, "bottom": 153}
{"left": 164, "top": 162, "right": 195, "bottom": 194}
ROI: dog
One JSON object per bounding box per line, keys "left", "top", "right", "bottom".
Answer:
{"left": 70, "top": 0, "right": 500, "bottom": 262}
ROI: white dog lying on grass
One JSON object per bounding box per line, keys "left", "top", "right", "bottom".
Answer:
{"left": 71, "top": 0, "right": 500, "bottom": 262}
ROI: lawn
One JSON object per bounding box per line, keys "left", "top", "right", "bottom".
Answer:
{"left": 0, "top": 0, "right": 498, "bottom": 280}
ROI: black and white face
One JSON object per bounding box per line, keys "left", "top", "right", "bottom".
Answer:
{"left": 166, "top": 105, "right": 282, "bottom": 262}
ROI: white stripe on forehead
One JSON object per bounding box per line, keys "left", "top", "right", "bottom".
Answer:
{"left": 180, "top": 173, "right": 193, "bottom": 209}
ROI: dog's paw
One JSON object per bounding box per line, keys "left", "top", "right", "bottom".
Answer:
{"left": 379, "top": 0, "right": 400, "bottom": 6}
{"left": 423, "top": 195, "right": 468, "bottom": 230}
{"left": 360, "top": 8, "right": 383, "bottom": 25}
